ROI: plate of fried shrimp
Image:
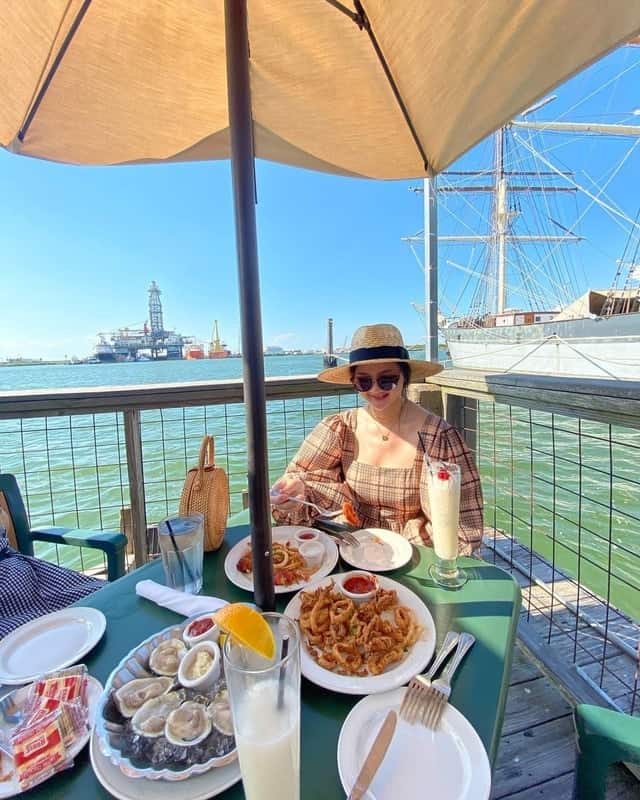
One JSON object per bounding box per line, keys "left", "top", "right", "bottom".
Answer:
{"left": 224, "top": 526, "right": 339, "bottom": 594}
{"left": 284, "top": 572, "right": 436, "bottom": 694}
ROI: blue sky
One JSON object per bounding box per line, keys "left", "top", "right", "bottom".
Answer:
{"left": 1, "top": 45, "right": 639, "bottom": 360}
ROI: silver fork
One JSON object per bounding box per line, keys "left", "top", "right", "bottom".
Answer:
{"left": 270, "top": 492, "right": 344, "bottom": 519}
{"left": 421, "top": 632, "right": 476, "bottom": 730}
{"left": 400, "top": 630, "right": 459, "bottom": 724}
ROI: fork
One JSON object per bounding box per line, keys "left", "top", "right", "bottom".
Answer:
{"left": 270, "top": 491, "right": 344, "bottom": 519}
{"left": 420, "top": 632, "right": 476, "bottom": 730}
{"left": 400, "top": 630, "right": 460, "bottom": 724}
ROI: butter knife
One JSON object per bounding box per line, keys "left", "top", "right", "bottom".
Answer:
{"left": 348, "top": 709, "right": 397, "bottom": 800}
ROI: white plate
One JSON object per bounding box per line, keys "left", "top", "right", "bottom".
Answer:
{"left": 0, "top": 607, "right": 106, "bottom": 685}
{"left": 284, "top": 572, "right": 436, "bottom": 695}
{"left": 339, "top": 528, "right": 413, "bottom": 572}
{"left": 224, "top": 526, "right": 339, "bottom": 594}
{"left": 0, "top": 676, "right": 103, "bottom": 798}
{"left": 338, "top": 688, "right": 491, "bottom": 800}
{"left": 90, "top": 732, "right": 241, "bottom": 800}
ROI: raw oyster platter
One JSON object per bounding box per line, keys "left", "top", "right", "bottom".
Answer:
{"left": 94, "top": 620, "right": 236, "bottom": 782}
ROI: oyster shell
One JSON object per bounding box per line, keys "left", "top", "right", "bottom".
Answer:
{"left": 149, "top": 638, "right": 186, "bottom": 676}
{"left": 165, "top": 701, "right": 212, "bottom": 747}
{"left": 209, "top": 689, "right": 234, "bottom": 737}
{"left": 131, "top": 691, "right": 183, "bottom": 738}
{"left": 114, "top": 677, "right": 174, "bottom": 718}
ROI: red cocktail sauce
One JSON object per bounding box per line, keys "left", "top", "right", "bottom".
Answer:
{"left": 343, "top": 575, "right": 377, "bottom": 594}
{"left": 298, "top": 532, "right": 316, "bottom": 540}
{"left": 187, "top": 617, "right": 214, "bottom": 637}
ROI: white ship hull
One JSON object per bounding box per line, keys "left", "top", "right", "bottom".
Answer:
{"left": 445, "top": 313, "right": 640, "bottom": 380}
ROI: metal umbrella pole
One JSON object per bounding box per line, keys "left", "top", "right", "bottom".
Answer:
{"left": 224, "top": 0, "right": 274, "bottom": 611}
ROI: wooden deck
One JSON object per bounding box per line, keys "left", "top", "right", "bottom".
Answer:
{"left": 491, "top": 644, "right": 639, "bottom": 798}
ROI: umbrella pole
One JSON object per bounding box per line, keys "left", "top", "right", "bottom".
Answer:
{"left": 224, "top": 0, "right": 274, "bottom": 611}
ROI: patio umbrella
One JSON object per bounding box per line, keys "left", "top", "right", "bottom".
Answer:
{"left": 2, "top": 1, "right": 639, "bottom": 609}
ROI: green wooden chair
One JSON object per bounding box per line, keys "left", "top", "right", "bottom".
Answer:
{"left": 573, "top": 703, "right": 640, "bottom": 799}
{"left": 0, "top": 473, "right": 127, "bottom": 582}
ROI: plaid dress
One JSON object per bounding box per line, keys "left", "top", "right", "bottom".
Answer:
{"left": 272, "top": 408, "right": 484, "bottom": 554}
{"left": 0, "top": 528, "right": 104, "bottom": 639}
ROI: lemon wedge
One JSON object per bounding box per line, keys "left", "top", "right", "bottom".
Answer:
{"left": 213, "top": 604, "right": 276, "bottom": 660}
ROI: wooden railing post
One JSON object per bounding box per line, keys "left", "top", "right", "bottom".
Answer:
{"left": 443, "top": 392, "right": 478, "bottom": 454}
{"left": 123, "top": 409, "right": 148, "bottom": 567}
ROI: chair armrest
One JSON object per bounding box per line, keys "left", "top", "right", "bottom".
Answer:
{"left": 30, "top": 527, "right": 127, "bottom": 582}
{"left": 575, "top": 703, "right": 640, "bottom": 762}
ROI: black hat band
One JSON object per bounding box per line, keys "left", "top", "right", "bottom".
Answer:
{"left": 349, "top": 345, "right": 409, "bottom": 364}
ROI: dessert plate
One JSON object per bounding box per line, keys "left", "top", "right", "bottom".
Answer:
{"left": 339, "top": 528, "right": 413, "bottom": 572}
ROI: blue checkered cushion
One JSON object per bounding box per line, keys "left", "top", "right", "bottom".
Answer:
{"left": 0, "top": 528, "right": 104, "bottom": 639}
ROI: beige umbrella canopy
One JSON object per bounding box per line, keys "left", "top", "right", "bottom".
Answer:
{"left": 2, "top": 1, "right": 639, "bottom": 608}
{"left": 2, "top": 1, "right": 640, "bottom": 176}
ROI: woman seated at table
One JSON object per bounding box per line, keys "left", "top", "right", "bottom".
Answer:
{"left": 271, "top": 323, "right": 483, "bottom": 555}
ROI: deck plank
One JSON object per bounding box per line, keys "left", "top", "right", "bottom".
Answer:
{"left": 491, "top": 715, "right": 576, "bottom": 798}
{"left": 501, "top": 675, "right": 571, "bottom": 736}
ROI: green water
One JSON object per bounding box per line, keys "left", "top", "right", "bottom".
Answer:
{"left": 0, "top": 357, "right": 637, "bottom": 620}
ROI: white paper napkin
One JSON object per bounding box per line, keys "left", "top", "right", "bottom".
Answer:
{"left": 135, "top": 580, "right": 228, "bottom": 617}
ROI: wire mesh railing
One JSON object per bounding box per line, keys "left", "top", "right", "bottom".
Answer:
{"left": 0, "top": 379, "right": 357, "bottom": 575}
{"left": 472, "top": 399, "right": 639, "bottom": 715}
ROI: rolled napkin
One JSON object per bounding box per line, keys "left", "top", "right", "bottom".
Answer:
{"left": 136, "top": 579, "right": 228, "bottom": 617}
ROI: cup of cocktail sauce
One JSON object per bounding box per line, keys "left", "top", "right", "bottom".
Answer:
{"left": 338, "top": 571, "right": 378, "bottom": 603}
{"left": 294, "top": 529, "right": 320, "bottom": 546}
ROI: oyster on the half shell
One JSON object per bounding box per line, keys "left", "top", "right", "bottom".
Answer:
{"left": 208, "top": 689, "right": 234, "bottom": 736}
{"left": 131, "top": 691, "right": 184, "bottom": 738}
{"left": 165, "top": 701, "right": 212, "bottom": 747}
{"left": 148, "top": 638, "right": 187, "bottom": 676}
{"left": 114, "top": 676, "right": 174, "bottom": 718}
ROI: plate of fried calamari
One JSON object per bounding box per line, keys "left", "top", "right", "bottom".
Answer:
{"left": 224, "top": 526, "right": 339, "bottom": 594}
{"left": 284, "top": 572, "right": 436, "bottom": 694}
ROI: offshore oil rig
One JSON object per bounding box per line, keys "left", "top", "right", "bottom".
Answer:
{"left": 94, "top": 281, "right": 189, "bottom": 362}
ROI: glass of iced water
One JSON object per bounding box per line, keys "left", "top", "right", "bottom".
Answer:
{"left": 421, "top": 459, "right": 467, "bottom": 588}
{"left": 158, "top": 513, "right": 204, "bottom": 594}
{"left": 223, "top": 613, "right": 301, "bottom": 800}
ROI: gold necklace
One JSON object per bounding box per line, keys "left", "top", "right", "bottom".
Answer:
{"left": 368, "top": 400, "right": 405, "bottom": 442}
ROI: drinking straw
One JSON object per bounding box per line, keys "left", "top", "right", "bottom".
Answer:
{"left": 277, "top": 634, "right": 290, "bottom": 710}
{"left": 165, "top": 518, "right": 196, "bottom": 586}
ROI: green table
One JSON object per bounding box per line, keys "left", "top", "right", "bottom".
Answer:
{"left": 25, "top": 525, "right": 521, "bottom": 799}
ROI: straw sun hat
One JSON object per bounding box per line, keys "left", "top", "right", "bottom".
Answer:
{"left": 318, "top": 323, "right": 442, "bottom": 385}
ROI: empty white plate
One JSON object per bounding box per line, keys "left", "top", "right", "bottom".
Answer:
{"left": 339, "top": 528, "right": 413, "bottom": 572}
{"left": 338, "top": 687, "right": 491, "bottom": 800}
{"left": 0, "top": 607, "right": 106, "bottom": 685}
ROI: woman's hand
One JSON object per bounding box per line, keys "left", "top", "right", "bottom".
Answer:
{"left": 270, "top": 475, "right": 306, "bottom": 511}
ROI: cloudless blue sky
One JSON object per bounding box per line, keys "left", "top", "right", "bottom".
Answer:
{"left": 1, "top": 45, "right": 639, "bottom": 360}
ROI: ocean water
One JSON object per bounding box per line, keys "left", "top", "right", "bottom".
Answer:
{"left": 0, "top": 355, "right": 637, "bottom": 619}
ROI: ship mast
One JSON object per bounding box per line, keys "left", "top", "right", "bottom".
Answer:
{"left": 494, "top": 127, "right": 508, "bottom": 314}
{"left": 405, "top": 122, "right": 581, "bottom": 321}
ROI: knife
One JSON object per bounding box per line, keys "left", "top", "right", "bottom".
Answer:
{"left": 348, "top": 709, "right": 398, "bottom": 800}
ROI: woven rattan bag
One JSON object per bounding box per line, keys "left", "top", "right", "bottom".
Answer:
{"left": 179, "top": 435, "right": 229, "bottom": 552}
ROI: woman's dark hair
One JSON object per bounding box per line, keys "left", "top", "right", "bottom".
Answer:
{"left": 349, "top": 362, "right": 411, "bottom": 395}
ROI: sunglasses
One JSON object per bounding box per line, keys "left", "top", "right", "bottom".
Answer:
{"left": 352, "top": 374, "right": 401, "bottom": 393}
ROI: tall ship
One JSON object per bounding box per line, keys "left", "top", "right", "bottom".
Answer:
{"left": 94, "top": 281, "right": 187, "bottom": 361}
{"left": 208, "top": 320, "right": 231, "bottom": 359}
{"left": 406, "top": 45, "right": 640, "bottom": 380}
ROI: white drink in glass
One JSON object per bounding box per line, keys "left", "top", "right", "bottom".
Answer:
{"left": 423, "top": 460, "right": 467, "bottom": 588}
{"left": 234, "top": 681, "right": 300, "bottom": 800}
{"left": 224, "top": 613, "right": 301, "bottom": 800}
{"left": 427, "top": 462, "right": 461, "bottom": 560}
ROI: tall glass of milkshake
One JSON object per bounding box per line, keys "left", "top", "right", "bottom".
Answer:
{"left": 422, "top": 459, "right": 467, "bottom": 588}
{"left": 223, "top": 613, "right": 301, "bottom": 800}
